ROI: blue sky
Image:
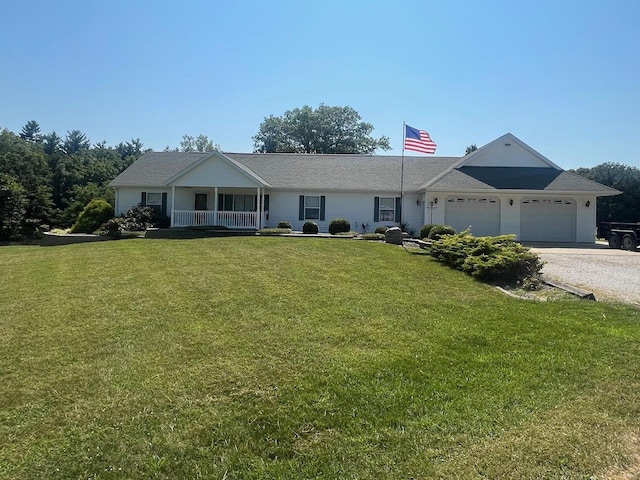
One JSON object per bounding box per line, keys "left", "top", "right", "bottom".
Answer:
{"left": 1, "top": 0, "right": 639, "bottom": 168}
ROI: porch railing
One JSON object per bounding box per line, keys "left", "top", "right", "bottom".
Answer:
{"left": 173, "top": 210, "right": 257, "bottom": 229}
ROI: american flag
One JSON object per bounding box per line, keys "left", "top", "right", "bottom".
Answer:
{"left": 404, "top": 125, "right": 437, "bottom": 154}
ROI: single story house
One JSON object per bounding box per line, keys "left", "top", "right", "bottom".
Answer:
{"left": 110, "top": 133, "right": 620, "bottom": 243}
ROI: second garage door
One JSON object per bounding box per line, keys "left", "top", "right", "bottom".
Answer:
{"left": 444, "top": 197, "right": 500, "bottom": 236}
{"left": 520, "top": 198, "right": 576, "bottom": 242}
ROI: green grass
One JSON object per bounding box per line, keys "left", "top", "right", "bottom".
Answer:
{"left": 1, "top": 237, "right": 639, "bottom": 479}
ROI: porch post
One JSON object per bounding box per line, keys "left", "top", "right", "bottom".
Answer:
{"left": 256, "top": 186, "right": 262, "bottom": 229}
{"left": 214, "top": 187, "right": 218, "bottom": 226}
{"left": 170, "top": 186, "right": 175, "bottom": 227}
{"left": 261, "top": 188, "right": 265, "bottom": 229}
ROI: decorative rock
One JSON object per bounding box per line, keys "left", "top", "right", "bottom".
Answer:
{"left": 385, "top": 226, "right": 403, "bottom": 245}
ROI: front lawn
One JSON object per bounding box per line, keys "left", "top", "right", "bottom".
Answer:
{"left": 1, "top": 238, "right": 639, "bottom": 479}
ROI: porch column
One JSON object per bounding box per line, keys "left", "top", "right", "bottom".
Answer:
{"left": 256, "top": 187, "right": 262, "bottom": 229}
{"left": 261, "top": 188, "right": 266, "bottom": 229}
{"left": 214, "top": 187, "right": 218, "bottom": 226}
{"left": 170, "top": 186, "right": 175, "bottom": 227}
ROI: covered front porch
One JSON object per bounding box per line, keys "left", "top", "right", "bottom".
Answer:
{"left": 170, "top": 186, "right": 268, "bottom": 229}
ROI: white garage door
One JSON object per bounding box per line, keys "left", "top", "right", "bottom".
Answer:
{"left": 444, "top": 197, "right": 500, "bottom": 236}
{"left": 520, "top": 198, "right": 576, "bottom": 242}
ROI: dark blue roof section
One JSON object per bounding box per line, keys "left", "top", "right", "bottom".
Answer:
{"left": 458, "top": 166, "right": 562, "bottom": 189}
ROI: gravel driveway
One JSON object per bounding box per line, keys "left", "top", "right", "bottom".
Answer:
{"left": 529, "top": 243, "right": 640, "bottom": 306}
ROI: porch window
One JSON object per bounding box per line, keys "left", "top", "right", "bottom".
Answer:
{"left": 379, "top": 197, "right": 395, "bottom": 222}
{"left": 219, "top": 194, "right": 256, "bottom": 212}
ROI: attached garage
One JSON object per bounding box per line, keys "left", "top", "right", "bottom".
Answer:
{"left": 445, "top": 197, "right": 500, "bottom": 236}
{"left": 520, "top": 198, "right": 576, "bottom": 242}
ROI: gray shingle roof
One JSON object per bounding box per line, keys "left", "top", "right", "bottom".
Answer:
{"left": 110, "top": 151, "right": 459, "bottom": 192}
{"left": 428, "top": 166, "right": 620, "bottom": 194}
{"left": 110, "top": 150, "right": 620, "bottom": 196}
{"left": 110, "top": 151, "right": 209, "bottom": 187}
{"left": 225, "top": 153, "right": 459, "bottom": 192}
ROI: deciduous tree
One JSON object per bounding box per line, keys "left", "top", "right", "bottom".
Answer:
{"left": 253, "top": 104, "right": 391, "bottom": 154}
{"left": 573, "top": 163, "right": 640, "bottom": 222}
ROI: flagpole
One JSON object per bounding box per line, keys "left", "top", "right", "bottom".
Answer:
{"left": 400, "top": 121, "right": 405, "bottom": 228}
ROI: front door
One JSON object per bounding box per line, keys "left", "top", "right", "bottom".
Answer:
{"left": 195, "top": 194, "right": 208, "bottom": 211}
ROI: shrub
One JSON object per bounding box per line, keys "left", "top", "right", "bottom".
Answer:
{"left": 419, "top": 224, "right": 437, "bottom": 239}
{"left": 70, "top": 199, "right": 114, "bottom": 234}
{"left": 258, "top": 227, "right": 291, "bottom": 235}
{"left": 427, "top": 224, "right": 456, "bottom": 240}
{"left": 95, "top": 205, "right": 156, "bottom": 238}
{"left": 374, "top": 226, "right": 388, "bottom": 234}
{"left": 329, "top": 218, "right": 351, "bottom": 235}
{"left": 303, "top": 221, "right": 319, "bottom": 234}
{"left": 428, "top": 232, "right": 544, "bottom": 284}
{"left": 277, "top": 221, "right": 292, "bottom": 229}
{"left": 362, "top": 233, "right": 385, "bottom": 240}
{"left": 122, "top": 205, "right": 155, "bottom": 231}
{"left": 95, "top": 217, "right": 128, "bottom": 238}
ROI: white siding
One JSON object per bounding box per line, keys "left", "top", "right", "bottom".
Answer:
{"left": 115, "top": 187, "right": 172, "bottom": 215}
{"left": 171, "top": 157, "right": 260, "bottom": 188}
{"left": 266, "top": 191, "right": 422, "bottom": 234}
{"left": 498, "top": 195, "right": 521, "bottom": 239}
{"left": 465, "top": 142, "right": 554, "bottom": 168}
{"left": 576, "top": 196, "right": 597, "bottom": 243}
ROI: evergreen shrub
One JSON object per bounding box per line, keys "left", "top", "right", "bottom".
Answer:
{"left": 70, "top": 199, "right": 114, "bottom": 233}
{"left": 428, "top": 232, "right": 544, "bottom": 283}
{"left": 303, "top": 221, "right": 319, "bottom": 234}
{"left": 277, "top": 221, "right": 292, "bottom": 229}
{"left": 419, "top": 224, "right": 437, "bottom": 239}
{"left": 328, "top": 218, "right": 351, "bottom": 235}
{"left": 374, "top": 226, "right": 388, "bottom": 234}
{"left": 427, "top": 224, "right": 456, "bottom": 240}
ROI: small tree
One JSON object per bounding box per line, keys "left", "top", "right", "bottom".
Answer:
{"left": 70, "top": 199, "right": 114, "bottom": 233}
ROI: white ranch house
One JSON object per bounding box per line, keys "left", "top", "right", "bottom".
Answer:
{"left": 110, "top": 133, "right": 620, "bottom": 243}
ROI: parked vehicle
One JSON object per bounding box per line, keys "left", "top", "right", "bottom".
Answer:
{"left": 598, "top": 222, "right": 640, "bottom": 250}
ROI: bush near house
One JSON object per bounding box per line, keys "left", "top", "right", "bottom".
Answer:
{"left": 428, "top": 231, "right": 544, "bottom": 283}
{"left": 70, "top": 199, "right": 114, "bottom": 233}
{"left": 95, "top": 205, "right": 156, "bottom": 238}
{"left": 419, "top": 223, "right": 437, "bottom": 239}
{"left": 303, "top": 221, "right": 319, "bottom": 234}
{"left": 427, "top": 224, "right": 456, "bottom": 240}
{"left": 362, "top": 232, "right": 385, "bottom": 240}
{"left": 329, "top": 218, "right": 351, "bottom": 235}
{"left": 277, "top": 221, "right": 292, "bottom": 229}
{"left": 257, "top": 227, "right": 292, "bottom": 235}
{"left": 374, "top": 226, "right": 389, "bottom": 234}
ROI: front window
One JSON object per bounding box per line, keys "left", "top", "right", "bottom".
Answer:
{"left": 147, "top": 192, "right": 162, "bottom": 212}
{"left": 221, "top": 194, "right": 255, "bottom": 212}
{"left": 379, "top": 197, "right": 395, "bottom": 222}
{"left": 305, "top": 196, "right": 320, "bottom": 219}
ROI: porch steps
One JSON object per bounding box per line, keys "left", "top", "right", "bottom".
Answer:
{"left": 145, "top": 228, "right": 256, "bottom": 239}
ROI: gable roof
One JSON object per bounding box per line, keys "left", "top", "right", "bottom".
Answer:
{"left": 427, "top": 166, "right": 621, "bottom": 194}
{"left": 225, "top": 153, "right": 458, "bottom": 192}
{"left": 110, "top": 151, "right": 209, "bottom": 187}
{"left": 111, "top": 150, "right": 460, "bottom": 192}
{"left": 110, "top": 134, "right": 620, "bottom": 197}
